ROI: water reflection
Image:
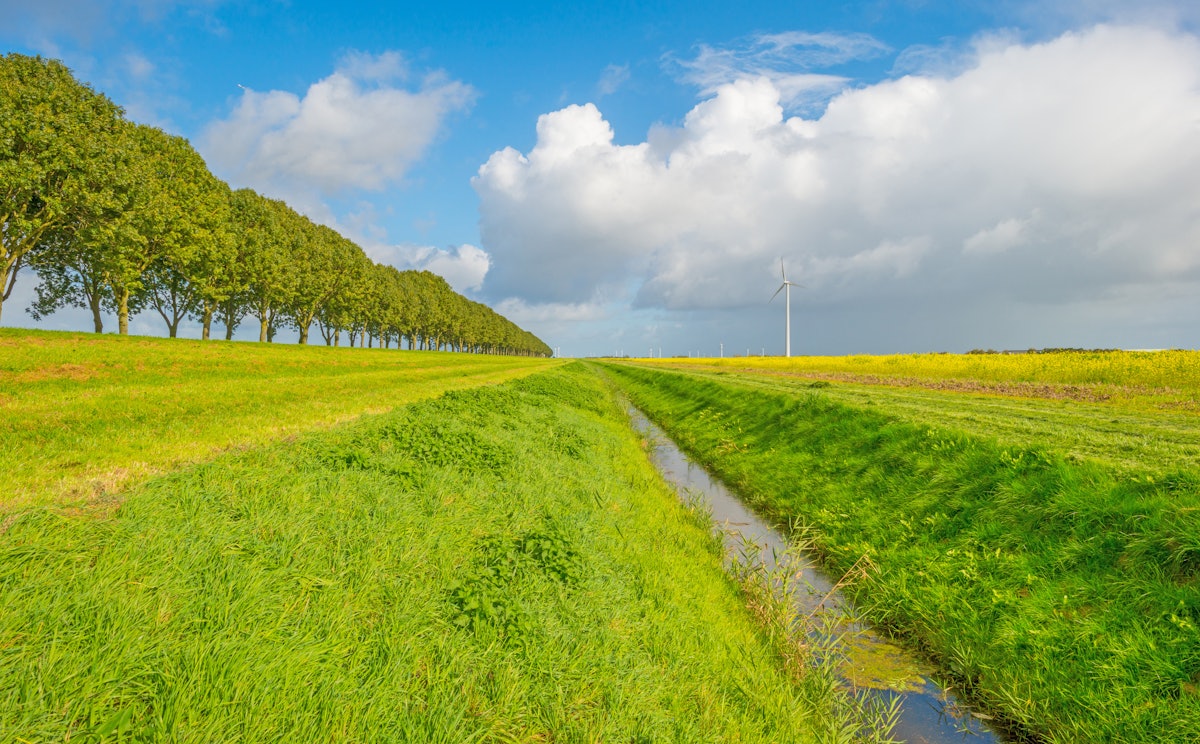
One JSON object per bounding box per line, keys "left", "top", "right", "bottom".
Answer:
{"left": 628, "top": 407, "right": 1002, "bottom": 744}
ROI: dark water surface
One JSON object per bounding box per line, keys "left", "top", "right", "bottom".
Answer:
{"left": 628, "top": 407, "right": 1004, "bottom": 744}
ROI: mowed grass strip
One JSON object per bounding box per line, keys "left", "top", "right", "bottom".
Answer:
{"left": 1, "top": 328, "right": 557, "bottom": 511}
{"left": 0, "top": 364, "right": 866, "bottom": 742}
{"left": 602, "top": 363, "right": 1200, "bottom": 743}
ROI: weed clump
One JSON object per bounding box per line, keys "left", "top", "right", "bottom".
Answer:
{"left": 448, "top": 526, "right": 584, "bottom": 635}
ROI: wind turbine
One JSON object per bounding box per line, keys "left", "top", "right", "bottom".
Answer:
{"left": 769, "top": 259, "right": 802, "bottom": 357}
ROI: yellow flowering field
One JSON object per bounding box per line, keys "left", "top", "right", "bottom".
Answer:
{"left": 639, "top": 350, "right": 1200, "bottom": 410}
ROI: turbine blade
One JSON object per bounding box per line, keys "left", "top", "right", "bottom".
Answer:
{"left": 769, "top": 283, "right": 785, "bottom": 302}
{"left": 780, "top": 258, "right": 786, "bottom": 282}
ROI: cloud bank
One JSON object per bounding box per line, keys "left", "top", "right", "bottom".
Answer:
{"left": 475, "top": 25, "right": 1200, "bottom": 351}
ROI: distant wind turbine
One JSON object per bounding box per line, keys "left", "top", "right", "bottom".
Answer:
{"left": 769, "top": 259, "right": 802, "bottom": 357}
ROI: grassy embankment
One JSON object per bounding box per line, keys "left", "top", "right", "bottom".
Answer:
{"left": 643, "top": 354, "right": 1200, "bottom": 476}
{"left": 1, "top": 328, "right": 556, "bottom": 512}
{"left": 602, "top": 357, "right": 1200, "bottom": 742}
{"left": 1, "top": 330, "right": 894, "bottom": 741}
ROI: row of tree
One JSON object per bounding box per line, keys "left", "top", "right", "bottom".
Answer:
{"left": 1, "top": 53, "right": 551, "bottom": 356}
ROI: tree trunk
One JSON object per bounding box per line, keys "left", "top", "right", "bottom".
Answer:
{"left": 90, "top": 294, "right": 103, "bottom": 333}
{"left": 259, "top": 317, "right": 269, "bottom": 343}
{"left": 202, "top": 306, "right": 213, "bottom": 340}
{"left": 118, "top": 290, "right": 130, "bottom": 335}
{"left": 1, "top": 254, "right": 21, "bottom": 322}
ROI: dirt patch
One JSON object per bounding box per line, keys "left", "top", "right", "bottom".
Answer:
{"left": 10, "top": 363, "right": 107, "bottom": 384}
{"left": 1156, "top": 399, "right": 1200, "bottom": 413}
{"left": 0, "top": 335, "right": 48, "bottom": 347}
{"left": 804, "top": 371, "right": 1120, "bottom": 402}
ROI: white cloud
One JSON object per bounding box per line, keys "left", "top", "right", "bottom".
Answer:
{"left": 475, "top": 25, "right": 1200, "bottom": 351}
{"left": 365, "top": 242, "right": 491, "bottom": 294}
{"left": 495, "top": 298, "right": 609, "bottom": 324}
{"left": 964, "top": 215, "right": 1034, "bottom": 256}
{"left": 597, "top": 64, "right": 630, "bottom": 96}
{"left": 201, "top": 52, "right": 474, "bottom": 203}
{"left": 668, "top": 30, "right": 889, "bottom": 110}
{"left": 492, "top": 298, "right": 618, "bottom": 357}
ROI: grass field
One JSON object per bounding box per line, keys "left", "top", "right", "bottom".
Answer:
{"left": 1, "top": 328, "right": 557, "bottom": 512}
{"left": 642, "top": 350, "right": 1200, "bottom": 412}
{"left": 602, "top": 358, "right": 1200, "bottom": 742}
{"left": 661, "top": 364, "right": 1200, "bottom": 475}
{"left": 1, "top": 332, "right": 895, "bottom": 742}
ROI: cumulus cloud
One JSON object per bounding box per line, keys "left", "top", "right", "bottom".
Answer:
{"left": 475, "top": 25, "right": 1200, "bottom": 351}
{"left": 202, "top": 52, "right": 474, "bottom": 203}
{"left": 364, "top": 242, "right": 491, "bottom": 294}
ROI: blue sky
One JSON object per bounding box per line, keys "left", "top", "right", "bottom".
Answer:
{"left": 4, "top": 1, "right": 1200, "bottom": 356}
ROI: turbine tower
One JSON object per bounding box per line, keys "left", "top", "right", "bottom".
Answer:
{"left": 769, "top": 259, "right": 801, "bottom": 357}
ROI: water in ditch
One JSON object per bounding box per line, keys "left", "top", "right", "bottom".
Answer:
{"left": 629, "top": 406, "right": 1004, "bottom": 744}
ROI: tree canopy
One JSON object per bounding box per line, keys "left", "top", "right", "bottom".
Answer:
{"left": 1, "top": 54, "right": 551, "bottom": 357}
{"left": 0, "top": 53, "right": 126, "bottom": 325}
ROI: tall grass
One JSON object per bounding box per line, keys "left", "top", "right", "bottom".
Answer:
{"left": 604, "top": 362, "right": 1200, "bottom": 742}
{"left": 0, "top": 364, "right": 878, "bottom": 741}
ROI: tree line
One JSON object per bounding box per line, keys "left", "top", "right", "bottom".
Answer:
{"left": 1, "top": 53, "right": 551, "bottom": 356}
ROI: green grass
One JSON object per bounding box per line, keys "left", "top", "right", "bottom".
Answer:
{"left": 1, "top": 328, "right": 557, "bottom": 511}
{"left": 668, "top": 365, "right": 1200, "bottom": 475}
{"left": 1, "top": 362, "right": 889, "bottom": 742}
{"left": 602, "top": 362, "right": 1200, "bottom": 743}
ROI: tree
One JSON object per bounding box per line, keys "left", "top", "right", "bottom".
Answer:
{"left": 315, "top": 250, "right": 375, "bottom": 347}
{"left": 1, "top": 54, "right": 127, "bottom": 324}
{"left": 181, "top": 182, "right": 236, "bottom": 340}
{"left": 98, "top": 123, "right": 231, "bottom": 337}
{"left": 283, "top": 221, "right": 360, "bottom": 345}
{"left": 237, "top": 192, "right": 296, "bottom": 343}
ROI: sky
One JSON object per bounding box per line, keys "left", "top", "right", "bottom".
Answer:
{"left": 3, "top": 0, "right": 1199, "bottom": 356}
